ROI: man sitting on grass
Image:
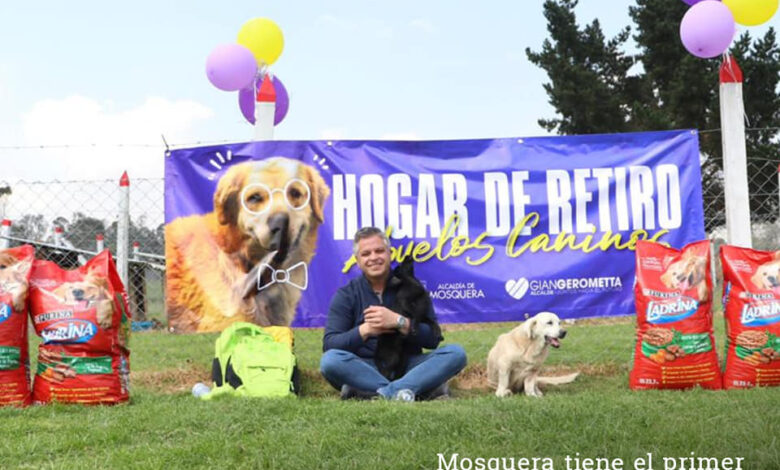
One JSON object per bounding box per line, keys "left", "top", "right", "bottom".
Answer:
{"left": 320, "top": 226, "right": 467, "bottom": 401}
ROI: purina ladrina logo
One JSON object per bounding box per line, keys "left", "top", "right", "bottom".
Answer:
{"left": 0, "top": 302, "right": 11, "bottom": 324}
{"left": 41, "top": 319, "right": 97, "bottom": 344}
{"left": 741, "top": 301, "right": 780, "bottom": 326}
{"left": 647, "top": 295, "right": 698, "bottom": 324}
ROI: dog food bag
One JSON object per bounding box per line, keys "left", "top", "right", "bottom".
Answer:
{"left": 630, "top": 240, "right": 722, "bottom": 390}
{"left": 30, "top": 250, "right": 131, "bottom": 404}
{"left": 721, "top": 245, "right": 780, "bottom": 389}
{"left": 0, "top": 245, "right": 34, "bottom": 406}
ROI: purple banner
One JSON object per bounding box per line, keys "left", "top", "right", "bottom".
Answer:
{"left": 164, "top": 130, "right": 704, "bottom": 331}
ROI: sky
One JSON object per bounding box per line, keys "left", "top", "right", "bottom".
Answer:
{"left": 0, "top": 1, "right": 776, "bottom": 182}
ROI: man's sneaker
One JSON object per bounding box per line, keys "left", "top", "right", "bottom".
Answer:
{"left": 340, "top": 384, "right": 378, "bottom": 400}
{"left": 425, "top": 382, "right": 451, "bottom": 401}
{"left": 393, "top": 388, "right": 415, "bottom": 402}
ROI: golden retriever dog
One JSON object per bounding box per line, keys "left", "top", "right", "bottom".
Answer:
{"left": 751, "top": 251, "right": 780, "bottom": 291}
{"left": 44, "top": 271, "right": 114, "bottom": 330}
{"left": 165, "top": 157, "right": 330, "bottom": 332}
{"left": 0, "top": 252, "right": 32, "bottom": 313}
{"left": 660, "top": 250, "right": 708, "bottom": 301}
{"left": 487, "top": 312, "right": 579, "bottom": 398}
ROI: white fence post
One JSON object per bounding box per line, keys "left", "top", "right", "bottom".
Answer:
{"left": 117, "top": 171, "right": 130, "bottom": 289}
{"left": 53, "top": 225, "right": 64, "bottom": 247}
{"left": 96, "top": 233, "right": 104, "bottom": 253}
{"left": 132, "top": 241, "right": 140, "bottom": 260}
{"left": 0, "top": 219, "right": 10, "bottom": 249}
{"left": 253, "top": 74, "right": 276, "bottom": 141}
{"left": 719, "top": 55, "right": 752, "bottom": 248}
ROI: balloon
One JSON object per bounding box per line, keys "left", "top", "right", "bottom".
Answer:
{"left": 723, "top": 0, "right": 778, "bottom": 26}
{"left": 680, "top": 1, "right": 736, "bottom": 58}
{"left": 237, "top": 18, "right": 284, "bottom": 66}
{"left": 681, "top": 0, "right": 708, "bottom": 5}
{"left": 205, "top": 44, "right": 257, "bottom": 91}
{"left": 238, "top": 75, "right": 290, "bottom": 126}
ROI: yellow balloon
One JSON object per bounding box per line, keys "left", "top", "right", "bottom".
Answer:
{"left": 723, "top": 0, "right": 779, "bottom": 26}
{"left": 237, "top": 18, "right": 284, "bottom": 66}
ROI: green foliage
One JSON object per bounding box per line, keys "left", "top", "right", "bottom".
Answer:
{"left": 528, "top": 0, "right": 780, "bottom": 229}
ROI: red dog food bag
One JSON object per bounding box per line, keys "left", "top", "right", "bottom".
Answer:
{"left": 0, "top": 245, "right": 35, "bottom": 406}
{"left": 721, "top": 245, "right": 780, "bottom": 389}
{"left": 630, "top": 240, "right": 722, "bottom": 390}
{"left": 30, "top": 250, "right": 131, "bottom": 404}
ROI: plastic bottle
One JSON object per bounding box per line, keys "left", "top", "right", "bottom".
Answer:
{"left": 192, "top": 382, "right": 211, "bottom": 398}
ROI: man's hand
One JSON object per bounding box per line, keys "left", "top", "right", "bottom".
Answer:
{"left": 363, "top": 305, "right": 411, "bottom": 336}
{"left": 358, "top": 322, "right": 394, "bottom": 340}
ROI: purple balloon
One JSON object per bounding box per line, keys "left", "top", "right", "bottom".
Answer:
{"left": 681, "top": 0, "right": 720, "bottom": 5}
{"left": 680, "top": 1, "right": 735, "bottom": 59}
{"left": 205, "top": 44, "right": 257, "bottom": 92}
{"left": 238, "top": 75, "right": 290, "bottom": 126}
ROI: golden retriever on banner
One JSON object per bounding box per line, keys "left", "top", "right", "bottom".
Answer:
{"left": 165, "top": 158, "right": 330, "bottom": 333}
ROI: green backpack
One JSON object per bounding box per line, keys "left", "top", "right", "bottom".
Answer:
{"left": 201, "top": 322, "right": 298, "bottom": 400}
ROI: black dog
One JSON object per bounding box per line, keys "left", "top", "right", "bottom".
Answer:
{"left": 374, "top": 257, "right": 440, "bottom": 380}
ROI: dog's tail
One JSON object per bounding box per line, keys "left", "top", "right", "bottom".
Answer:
{"left": 535, "top": 372, "right": 579, "bottom": 386}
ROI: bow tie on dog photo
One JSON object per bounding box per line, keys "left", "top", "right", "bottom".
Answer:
{"left": 256, "top": 261, "right": 308, "bottom": 292}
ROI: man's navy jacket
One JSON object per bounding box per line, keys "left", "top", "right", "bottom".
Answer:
{"left": 323, "top": 274, "right": 443, "bottom": 358}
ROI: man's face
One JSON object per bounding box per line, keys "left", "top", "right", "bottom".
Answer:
{"left": 356, "top": 235, "right": 391, "bottom": 281}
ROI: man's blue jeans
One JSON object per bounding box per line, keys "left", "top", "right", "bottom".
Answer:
{"left": 319, "top": 344, "right": 467, "bottom": 398}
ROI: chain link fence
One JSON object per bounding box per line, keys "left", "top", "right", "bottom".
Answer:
{"left": 0, "top": 177, "right": 165, "bottom": 324}
{"left": 1, "top": 138, "right": 777, "bottom": 323}
{"left": 701, "top": 129, "right": 780, "bottom": 301}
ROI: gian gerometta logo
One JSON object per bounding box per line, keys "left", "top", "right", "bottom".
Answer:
{"left": 505, "top": 277, "right": 529, "bottom": 300}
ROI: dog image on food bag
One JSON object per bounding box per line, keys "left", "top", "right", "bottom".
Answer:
{"left": 40, "top": 270, "right": 114, "bottom": 330}
{"left": 165, "top": 157, "right": 330, "bottom": 333}
{"left": 487, "top": 312, "right": 579, "bottom": 398}
{"left": 0, "top": 251, "right": 33, "bottom": 313}
{"left": 750, "top": 251, "right": 780, "bottom": 292}
{"left": 660, "top": 249, "right": 709, "bottom": 301}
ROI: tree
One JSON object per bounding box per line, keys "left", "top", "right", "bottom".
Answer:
{"left": 527, "top": 0, "right": 780, "bottom": 230}
{"left": 10, "top": 214, "right": 47, "bottom": 242}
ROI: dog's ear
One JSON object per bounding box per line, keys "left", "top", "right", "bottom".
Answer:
{"left": 214, "top": 164, "right": 247, "bottom": 226}
{"left": 11, "top": 260, "right": 31, "bottom": 275}
{"left": 400, "top": 256, "right": 414, "bottom": 276}
{"left": 521, "top": 317, "right": 537, "bottom": 340}
{"left": 301, "top": 164, "right": 330, "bottom": 224}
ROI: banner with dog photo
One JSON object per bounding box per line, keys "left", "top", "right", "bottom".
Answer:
{"left": 164, "top": 129, "right": 705, "bottom": 332}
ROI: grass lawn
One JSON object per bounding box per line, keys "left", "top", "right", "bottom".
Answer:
{"left": 1, "top": 317, "right": 779, "bottom": 469}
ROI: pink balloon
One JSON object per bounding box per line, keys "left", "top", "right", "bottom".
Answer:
{"left": 680, "top": 1, "right": 735, "bottom": 58}
{"left": 205, "top": 44, "right": 257, "bottom": 91}
{"left": 238, "top": 75, "right": 290, "bottom": 125}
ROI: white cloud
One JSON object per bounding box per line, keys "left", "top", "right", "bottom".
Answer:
{"left": 315, "top": 15, "right": 393, "bottom": 38}
{"left": 380, "top": 132, "right": 421, "bottom": 141}
{"left": 319, "top": 128, "right": 347, "bottom": 140}
{"left": 18, "top": 96, "right": 213, "bottom": 180}
{"left": 409, "top": 19, "right": 436, "bottom": 35}
{"left": 315, "top": 14, "right": 355, "bottom": 30}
